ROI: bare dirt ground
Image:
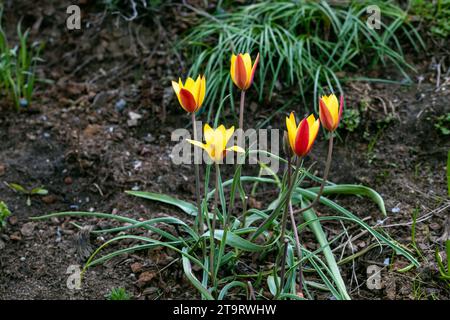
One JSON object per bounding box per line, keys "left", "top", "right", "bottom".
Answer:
{"left": 0, "top": 1, "right": 448, "bottom": 300}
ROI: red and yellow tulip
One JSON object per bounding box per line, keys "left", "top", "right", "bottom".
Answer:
{"left": 172, "top": 75, "right": 206, "bottom": 113}
{"left": 230, "top": 53, "right": 260, "bottom": 91}
{"left": 319, "top": 94, "right": 344, "bottom": 132}
{"left": 286, "top": 112, "right": 320, "bottom": 157}
{"left": 187, "top": 124, "right": 244, "bottom": 163}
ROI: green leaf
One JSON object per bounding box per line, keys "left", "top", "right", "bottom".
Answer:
{"left": 307, "top": 184, "right": 386, "bottom": 216}
{"left": 296, "top": 188, "right": 419, "bottom": 267}
{"left": 267, "top": 275, "right": 279, "bottom": 297}
{"left": 218, "top": 281, "right": 248, "bottom": 300}
{"left": 7, "top": 183, "right": 27, "bottom": 193}
{"left": 447, "top": 150, "right": 450, "bottom": 197}
{"left": 201, "top": 229, "right": 268, "bottom": 252}
{"left": 302, "top": 202, "right": 351, "bottom": 300}
{"left": 126, "top": 191, "right": 197, "bottom": 216}
{"left": 30, "top": 211, "right": 181, "bottom": 242}
{"left": 31, "top": 188, "right": 48, "bottom": 195}
{"left": 182, "top": 248, "right": 214, "bottom": 300}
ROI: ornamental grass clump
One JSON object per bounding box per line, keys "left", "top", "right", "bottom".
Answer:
{"left": 35, "top": 48, "right": 419, "bottom": 300}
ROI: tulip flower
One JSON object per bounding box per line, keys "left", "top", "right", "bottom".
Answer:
{"left": 230, "top": 53, "right": 260, "bottom": 91}
{"left": 187, "top": 124, "right": 244, "bottom": 163}
{"left": 172, "top": 74, "right": 206, "bottom": 238}
{"left": 319, "top": 94, "right": 344, "bottom": 132}
{"left": 172, "top": 75, "right": 206, "bottom": 113}
{"left": 285, "top": 112, "right": 320, "bottom": 158}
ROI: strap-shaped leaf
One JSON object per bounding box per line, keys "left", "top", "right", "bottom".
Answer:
{"left": 296, "top": 188, "right": 419, "bottom": 267}
{"left": 182, "top": 247, "right": 214, "bottom": 300}
{"left": 126, "top": 191, "right": 197, "bottom": 216}
{"left": 307, "top": 184, "right": 386, "bottom": 216}
{"left": 201, "top": 229, "right": 269, "bottom": 252}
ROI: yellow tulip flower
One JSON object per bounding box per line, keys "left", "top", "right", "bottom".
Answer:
{"left": 230, "top": 53, "right": 260, "bottom": 91}
{"left": 172, "top": 75, "right": 206, "bottom": 113}
{"left": 286, "top": 112, "right": 320, "bottom": 157}
{"left": 187, "top": 124, "right": 244, "bottom": 163}
{"left": 319, "top": 94, "right": 344, "bottom": 132}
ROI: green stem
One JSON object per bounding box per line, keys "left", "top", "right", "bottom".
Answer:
{"left": 191, "top": 113, "right": 203, "bottom": 235}
{"left": 280, "top": 153, "right": 292, "bottom": 242}
{"left": 288, "top": 200, "right": 304, "bottom": 296}
{"left": 239, "top": 90, "right": 246, "bottom": 130}
{"left": 294, "top": 134, "right": 334, "bottom": 215}
{"left": 210, "top": 162, "right": 220, "bottom": 291}
{"left": 251, "top": 157, "right": 301, "bottom": 241}
{"left": 278, "top": 237, "right": 289, "bottom": 297}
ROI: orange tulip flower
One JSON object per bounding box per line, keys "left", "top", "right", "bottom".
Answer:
{"left": 319, "top": 94, "right": 344, "bottom": 132}
{"left": 172, "top": 75, "right": 206, "bottom": 113}
{"left": 230, "top": 53, "right": 260, "bottom": 91}
{"left": 286, "top": 112, "right": 320, "bottom": 157}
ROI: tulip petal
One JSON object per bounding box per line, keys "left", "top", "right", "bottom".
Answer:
{"left": 306, "top": 114, "right": 319, "bottom": 149}
{"left": 184, "top": 77, "right": 196, "bottom": 92}
{"left": 322, "top": 94, "right": 339, "bottom": 126}
{"left": 247, "top": 52, "right": 260, "bottom": 89}
{"left": 234, "top": 54, "right": 248, "bottom": 90}
{"left": 295, "top": 118, "right": 310, "bottom": 157}
{"left": 285, "top": 112, "right": 297, "bottom": 153}
{"left": 242, "top": 53, "right": 252, "bottom": 86}
{"left": 197, "top": 75, "right": 206, "bottom": 110}
{"left": 319, "top": 98, "right": 335, "bottom": 131}
{"left": 226, "top": 146, "right": 245, "bottom": 153}
{"left": 204, "top": 123, "right": 214, "bottom": 145}
{"left": 308, "top": 118, "right": 320, "bottom": 151}
{"left": 186, "top": 139, "right": 208, "bottom": 151}
{"left": 171, "top": 80, "right": 180, "bottom": 94}
{"left": 179, "top": 88, "right": 197, "bottom": 113}
{"left": 216, "top": 125, "right": 228, "bottom": 150}
{"left": 172, "top": 81, "right": 183, "bottom": 108}
{"left": 230, "top": 54, "right": 237, "bottom": 85}
{"left": 337, "top": 95, "right": 344, "bottom": 129}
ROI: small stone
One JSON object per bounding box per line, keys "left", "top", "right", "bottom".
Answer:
{"left": 131, "top": 262, "right": 143, "bottom": 273}
{"left": 115, "top": 99, "right": 127, "bottom": 112}
{"left": 429, "top": 223, "right": 441, "bottom": 231}
{"left": 64, "top": 177, "right": 73, "bottom": 185}
{"left": 20, "top": 98, "right": 28, "bottom": 108}
{"left": 139, "top": 146, "right": 151, "bottom": 156}
{"left": 9, "top": 216, "right": 18, "bottom": 226}
{"left": 137, "top": 271, "right": 156, "bottom": 287}
{"left": 10, "top": 232, "right": 22, "bottom": 241}
{"left": 0, "top": 239, "right": 5, "bottom": 250}
{"left": 83, "top": 124, "right": 102, "bottom": 137}
{"left": 42, "top": 195, "right": 57, "bottom": 204}
{"left": 144, "top": 134, "right": 155, "bottom": 143}
{"left": 20, "top": 222, "right": 36, "bottom": 237}
{"left": 92, "top": 92, "right": 109, "bottom": 108}
{"left": 20, "top": 256, "right": 26, "bottom": 261}
{"left": 127, "top": 112, "right": 142, "bottom": 127}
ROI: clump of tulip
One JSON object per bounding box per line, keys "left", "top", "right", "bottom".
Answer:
{"left": 171, "top": 54, "right": 347, "bottom": 299}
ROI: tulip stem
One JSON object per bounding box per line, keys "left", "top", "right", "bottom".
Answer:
{"left": 288, "top": 200, "right": 304, "bottom": 297}
{"left": 251, "top": 157, "right": 301, "bottom": 242}
{"left": 191, "top": 113, "right": 204, "bottom": 236}
{"left": 210, "top": 163, "right": 220, "bottom": 289}
{"left": 279, "top": 152, "right": 292, "bottom": 242}
{"left": 295, "top": 134, "right": 334, "bottom": 215}
{"left": 278, "top": 237, "right": 289, "bottom": 297}
{"left": 239, "top": 90, "right": 246, "bottom": 130}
